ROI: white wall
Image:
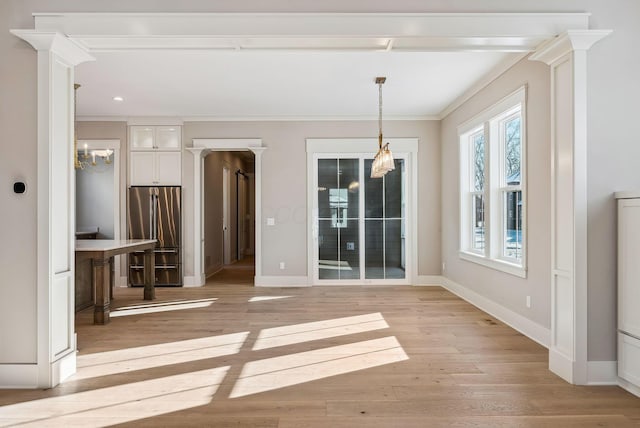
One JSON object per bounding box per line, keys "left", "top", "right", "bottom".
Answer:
{"left": 183, "top": 120, "right": 441, "bottom": 278}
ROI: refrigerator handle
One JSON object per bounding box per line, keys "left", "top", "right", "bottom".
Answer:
{"left": 149, "top": 193, "right": 154, "bottom": 240}
{"left": 153, "top": 193, "right": 158, "bottom": 240}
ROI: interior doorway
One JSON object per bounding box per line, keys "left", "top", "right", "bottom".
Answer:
{"left": 223, "top": 166, "right": 231, "bottom": 266}
{"left": 74, "top": 139, "right": 121, "bottom": 310}
{"left": 203, "top": 151, "right": 256, "bottom": 282}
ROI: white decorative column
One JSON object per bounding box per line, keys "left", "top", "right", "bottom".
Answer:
{"left": 248, "top": 147, "right": 266, "bottom": 279}
{"left": 186, "top": 147, "right": 210, "bottom": 287}
{"left": 530, "top": 30, "right": 611, "bottom": 384}
{"left": 8, "top": 30, "right": 94, "bottom": 388}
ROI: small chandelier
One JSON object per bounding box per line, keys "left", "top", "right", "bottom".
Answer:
{"left": 370, "top": 76, "right": 395, "bottom": 178}
{"left": 74, "top": 84, "right": 113, "bottom": 169}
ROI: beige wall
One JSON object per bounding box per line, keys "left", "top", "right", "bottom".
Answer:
{"left": 184, "top": 120, "right": 441, "bottom": 278}
{"left": 441, "top": 56, "right": 551, "bottom": 329}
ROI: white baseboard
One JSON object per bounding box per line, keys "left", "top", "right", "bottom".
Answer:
{"left": 619, "top": 377, "right": 640, "bottom": 397}
{"left": 587, "top": 361, "right": 617, "bottom": 385}
{"left": 0, "top": 364, "right": 39, "bottom": 389}
{"left": 183, "top": 274, "right": 206, "bottom": 287}
{"left": 549, "top": 346, "right": 575, "bottom": 383}
{"left": 255, "top": 275, "right": 310, "bottom": 287}
{"left": 52, "top": 350, "right": 76, "bottom": 387}
{"left": 439, "top": 276, "right": 551, "bottom": 348}
{"left": 414, "top": 275, "right": 443, "bottom": 286}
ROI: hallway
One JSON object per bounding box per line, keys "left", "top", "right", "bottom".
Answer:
{"left": 208, "top": 256, "right": 255, "bottom": 286}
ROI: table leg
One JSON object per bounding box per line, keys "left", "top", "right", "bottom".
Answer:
{"left": 93, "top": 257, "right": 111, "bottom": 325}
{"left": 110, "top": 256, "right": 115, "bottom": 300}
{"left": 144, "top": 248, "right": 155, "bottom": 300}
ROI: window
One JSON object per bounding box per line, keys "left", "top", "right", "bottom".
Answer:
{"left": 459, "top": 87, "right": 526, "bottom": 277}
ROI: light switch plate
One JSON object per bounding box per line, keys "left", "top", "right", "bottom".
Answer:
{"left": 267, "top": 217, "right": 275, "bottom": 226}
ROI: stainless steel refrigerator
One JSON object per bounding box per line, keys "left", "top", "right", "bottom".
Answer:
{"left": 128, "top": 186, "right": 182, "bottom": 286}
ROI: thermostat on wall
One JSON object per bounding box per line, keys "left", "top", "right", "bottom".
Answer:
{"left": 13, "top": 181, "right": 26, "bottom": 194}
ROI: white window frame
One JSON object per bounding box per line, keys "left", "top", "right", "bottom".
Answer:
{"left": 458, "top": 86, "right": 527, "bottom": 278}
{"left": 467, "top": 127, "right": 487, "bottom": 256}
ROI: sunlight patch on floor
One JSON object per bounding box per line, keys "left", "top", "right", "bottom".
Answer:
{"left": 252, "top": 312, "right": 388, "bottom": 350}
{"left": 110, "top": 298, "right": 217, "bottom": 317}
{"left": 0, "top": 366, "right": 230, "bottom": 427}
{"left": 248, "top": 296, "right": 292, "bottom": 303}
{"left": 231, "top": 336, "right": 407, "bottom": 398}
{"left": 71, "top": 332, "right": 248, "bottom": 381}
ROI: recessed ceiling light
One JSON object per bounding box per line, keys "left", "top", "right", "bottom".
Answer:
{"left": 112, "top": 96, "right": 124, "bottom": 102}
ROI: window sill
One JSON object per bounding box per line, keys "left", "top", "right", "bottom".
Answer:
{"left": 459, "top": 251, "right": 527, "bottom": 278}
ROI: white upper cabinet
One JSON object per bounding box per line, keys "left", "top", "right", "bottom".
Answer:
{"left": 129, "top": 125, "right": 182, "bottom": 185}
{"left": 130, "top": 125, "right": 181, "bottom": 151}
{"left": 130, "top": 151, "right": 182, "bottom": 186}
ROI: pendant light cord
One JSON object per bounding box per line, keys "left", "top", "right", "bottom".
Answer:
{"left": 378, "top": 80, "right": 383, "bottom": 150}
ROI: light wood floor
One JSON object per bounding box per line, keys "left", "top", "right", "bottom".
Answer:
{"left": 1, "top": 261, "right": 639, "bottom": 427}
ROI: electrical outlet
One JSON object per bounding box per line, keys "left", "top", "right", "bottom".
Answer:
{"left": 526, "top": 295, "right": 531, "bottom": 308}
{"left": 267, "top": 217, "right": 275, "bottom": 226}
{"left": 442, "top": 262, "right": 446, "bottom": 272}
{"left": 279, "top": 262, "right": 285, "bottom": 270}
{"left": 346, "top": 242, "right": 355, "bottom": 250}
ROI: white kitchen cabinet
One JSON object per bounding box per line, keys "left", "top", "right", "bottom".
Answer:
{"left": 130, "top": 125, "right": 181, "bottom": 151}
{"left": 130, "top": 151, "right": 181, "bottom": 186}
{"left": 616, "top": 192, "right": 640, "bottom": 397}
{"left": 129, "top": 125, "right": 182, "bottom": 185}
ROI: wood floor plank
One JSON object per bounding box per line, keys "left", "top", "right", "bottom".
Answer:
{"left": 0, "top": 259, "right": 638, "bottom": 427}
{"left": 278, "top": 415, "right": 638, "bottom": 428}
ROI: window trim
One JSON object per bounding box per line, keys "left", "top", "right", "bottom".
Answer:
{"left": 458, "top": 86, "right": 527, "bottom": 278}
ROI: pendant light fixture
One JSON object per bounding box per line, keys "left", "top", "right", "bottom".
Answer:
{"left": 370, "top": 76, "right": 395, "bottom": 178}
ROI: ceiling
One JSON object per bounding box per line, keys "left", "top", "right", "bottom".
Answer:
{"left": 38, "top": 12, "right": 587, "bottom": 121}
{"left": 75, "top": 50, "right": 518, "bottom": 120}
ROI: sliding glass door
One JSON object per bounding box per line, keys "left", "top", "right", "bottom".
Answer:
{"left": 364, "top": 158, "right": 406, "bottom": 279}
{"left": 317, "top": 158, "right": 361, "bottom": 280}
{"left": 314, "top": 154, "right": 407, "bottom": 284}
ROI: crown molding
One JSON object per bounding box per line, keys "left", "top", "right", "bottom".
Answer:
{"left": 78, "top": 115, "right": 438, "bottom": 123}
{"left": 438, "top": 52, "right": 528, "bottom": 120}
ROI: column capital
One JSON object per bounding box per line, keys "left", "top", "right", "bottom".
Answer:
{"left": 186, "top": 147, "right": 211, "bottom": 158}
{"left": 529, "top": 29, "right": 612, "bottom": 66}
{"left": 248, "top": 146, "right": 267, "bottom": 157}
{"left": 10, "top": 30, "right": 94, "bottom": 66}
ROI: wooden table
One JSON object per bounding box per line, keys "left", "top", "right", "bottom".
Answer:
{"left": 76, "top": 239, "right": 156, "bottom": 324}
